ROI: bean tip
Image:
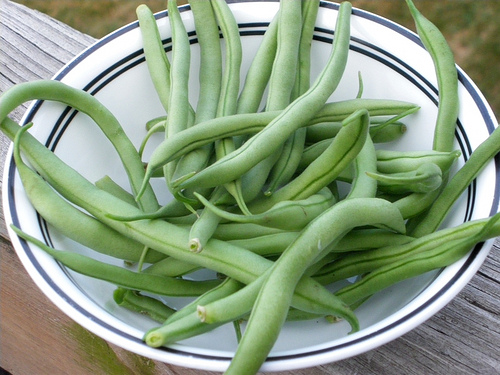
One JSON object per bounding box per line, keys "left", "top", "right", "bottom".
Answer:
{"left": 144, "top": 331, "right": 165, "bottom": 348}
{"left": 196, "top": 305, "right": 207, "bottom": 322}
{"left": 189, "top": 238, "right": 203, "bottom": 253}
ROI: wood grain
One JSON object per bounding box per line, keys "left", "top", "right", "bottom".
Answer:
{"left": 1, "top": 1, "right": 499, "bottom": 374}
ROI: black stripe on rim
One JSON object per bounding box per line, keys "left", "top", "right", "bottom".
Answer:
{"left": 6, "top": 0, "right": 499, "bottom": 365}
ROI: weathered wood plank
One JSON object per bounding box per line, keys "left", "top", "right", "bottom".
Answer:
{"left": 0, "top": 0, "right": 95, "bottom": 239}
{"left": 0, "top": 1, "right": 499, "bottom": 374}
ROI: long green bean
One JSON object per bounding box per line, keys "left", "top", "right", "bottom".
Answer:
{"left": 405, "top": 0, "right": 459, "bottom": 153}
{"left": 410, "top": 123, "right": 500, "bottom": 236}
{"left": 0, "top": 80, "right": 158, "bottom": 212}
{"left": 335, "top": 212, "right": 500, "bottom": 306}
{"left": 225, "top": 196, "right": 405, "bottom": 375}
{"left": 170, "top": 0, "right": 221, "bottom": 185}
{"left": 265, "top": 0, "right": 318, "bottom": 194}
{"left": 12, "top": 224, "right": 220, "bottom": 297}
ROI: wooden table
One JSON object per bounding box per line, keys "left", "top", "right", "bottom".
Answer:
{"left": 1, "top": 1, "right": 499, "bottom": 374}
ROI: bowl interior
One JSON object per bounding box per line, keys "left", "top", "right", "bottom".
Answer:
{"left": 3, "top": 1, "right": 498, "bottom": 372}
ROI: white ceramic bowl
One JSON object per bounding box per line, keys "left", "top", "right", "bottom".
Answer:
{"left": 3, "top": 1, "right": 499, "bottom": 372}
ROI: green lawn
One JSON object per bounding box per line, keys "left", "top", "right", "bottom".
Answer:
{"left": 12, "top": 0, "right": 500, "bottom": 120}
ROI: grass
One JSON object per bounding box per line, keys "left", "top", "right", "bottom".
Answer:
{"left": 12, "top": 0, "right": 500, "bottom": 120}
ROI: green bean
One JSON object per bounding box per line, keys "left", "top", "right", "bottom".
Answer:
{"left": 310, "top": 100, "right": 419, "bottom": 125}
{"left": 145, "top": 308, "right": 224, "bottom": 347}
{"left": 145, "top": 115, "right": 168, "bottom": 131}
{"left": 197, "top": 272, "right": 265, "bottom": 325}
{"left": 249, "top": 108, "right": 369, "bottom": 213}
{"left": 410, "top": 122, "right": 500, "bottom": 237}
{"left": 369, "top": 121, "right": 407, "bottom": 143}
{"left": 304, "top": 251, "right": 342, "bottom": 278}
{"left": 7, "top": 121, "right": 163, "bottom": 264}
{"left": 144, "top": 278, "right": 253, "bottom": 347}
{"left": 188, "top": 187, "right": 226, "bottom": 252}
{"left": 144, "top": 256, "right": 200, "bottom": 277}
{"left": 165, "top": 277, "right": 244, "bottom": 325}
{"left": 346, "top": 134, "right": 377, "bottom": 199}
{"left": 377, "top": 151, "right": 458, "bottom": 220}
{"left": 212, "top": 222, "right": 287, "bottom": 241}
{"left": 313, "top": 214, "right": 500, "bottom": 285}
{"left": 226, "top": 231, "right": 300, "bottom": 257}
{"left": 306, "top": 120, "right": 407, "bottom": 144}
{"left": 214, "top": 141, "right": 250, "bottom": 215}
{"left": 162, "top": 0, "right": 192, "bottom": 187}
{"left": 208, "top": 0, "right": 252, "bottom": 216}
{"left": 227, "top": 226, "right": 414, "bottom": 260}
{"left": 367, "top": 162, "right": 443, "bottom": 194}
{"left": 331, "top": 228, "right": 415, "bottom": 252}
{"left": 370, "top": 107, "right": 419, "bottom": 143}
{"left": 12, "top": 224, "right": 220, "bottom": 297}
{"left": 293, "top": 0, "right": 320, "bottom": 98}
{"left": 236, "top": 14, "right": 278, "bottom": 114}
{"left": 113, "top": 288, "right": 176, "bottom": 322}
{"left": 265, "top": 0, "right": 302, "bottom": 111}
{"left": 235, "top": 4, "right": 311, "bottom": 206}
{"left": 238, "top": 150, "right": 281, "bottom": 204}
{"left": 300, "top": 139, "right": 454, "bottom": 185}
{"left": 376, "top": 149, "right": 460, "bottom": 174}
{"left": 136, "top": 5, "right": 171, "bottom": 113}
{"left": 146, "top": 264, "right": 357, "bottom": 347}
{"left": 2, "top": 117, "right": 263, "bottom": 282}
{"left": 212, "top": 0, "right": 241, "bottom": 118}
{"left": 106, "top": 196, "right": 199, "bottom": 222}
{"left": 148, "top": 255, "right": 356, "bottom": 349}
{"left": 264, "top": 128, "right": 306, "bottom": 195}
{"left": 139, "top": 120, "right": 166, "bottom": 158}
{"left": 171, "top": 1, "right": 352, "bottom": 192}
{"left": 189, "top": 0, "right": 222, "bottom": 124}
{"left": 265, "top": 0, "right": 321, "bottom": 194}
{"left": 195, "top": 187, "right": 335, "bottom": 231}
{"left": 335, "top": 212, "right": 500, "bottom": 306}
{"left": 95, "top": 175, "right": 138, "bottom": 207}
{"left": 225, "top": 196, "right": 405, "bottom": 375}
{"left": 170, "top": 0, "right": 222, "bottom": 186}
{"left": 406, "top": 0, "right": 459, "bottom": 153}
{"left": 392, "top": 189, "right": 441, "bottom": 220}
{"left": 0, "top": 80, "right": 158, "bottom": 212}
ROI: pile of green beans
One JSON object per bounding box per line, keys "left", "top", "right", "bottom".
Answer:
{"left": 2, "top": 1, "right": 500, "bottom": 374}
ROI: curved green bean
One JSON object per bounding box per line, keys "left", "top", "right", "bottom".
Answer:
{"left": 195, "top": 187, "right": 335, "bottom": 231}
{"left": 225, "top": 196, "right": 405, "bottom": 374}
{"left": 335, "top": 212, "right": 500, "bottom": 306}
{"left": 406, "top": 0, "right": 459, "bottom": 153}
{"left": 113, "top": 288, "right": 176, "bottom": 322}
{"left": 136, "top": 4, "right": 171, "bottom": 113}
{"left": 12, "top": 224, "right": 220, "bottom": 297}
{"left": 169, "top": 0, "right": 221, "bottom": 186}
{"left": 410, "top": 123, "right": 500, "bottom": 237}
{"left": 0, "top": 80, "right": 158, "bottom": 212}
{"left": 367, "top": 162, "right": 443, "bottom": 194}
{"left": 236, "top": 14, "right": 278, "bottom": 114}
